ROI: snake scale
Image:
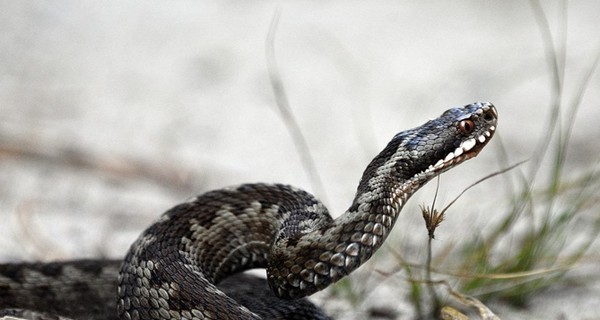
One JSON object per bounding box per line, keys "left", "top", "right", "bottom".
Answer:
{"left": 0, "top": 102, "right": 497, "bottom": 320}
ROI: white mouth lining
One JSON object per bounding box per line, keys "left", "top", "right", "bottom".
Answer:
{"left": 425, "top": 125, "right": 496, "bottom": 173}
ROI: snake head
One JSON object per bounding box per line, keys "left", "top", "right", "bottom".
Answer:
{"left": 388, "top": 101, "right": 498, "bottom": 181}
{"left": 421, "top": 101, "right": 498, "bottom": 174}
{"left": 358, "top": 102, "right": 497, "bottom": 195}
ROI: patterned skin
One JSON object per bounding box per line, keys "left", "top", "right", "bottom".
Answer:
{"left": 0, "top": 102, "right": 497, "bottom": 320}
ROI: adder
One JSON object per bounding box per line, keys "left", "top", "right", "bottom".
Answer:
{"left": 0, "top": 102, "right": 497, "bottom": 320}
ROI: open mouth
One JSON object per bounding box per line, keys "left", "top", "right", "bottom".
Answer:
{"left": 425, "top": 124, "right": 496, "bottom": 174}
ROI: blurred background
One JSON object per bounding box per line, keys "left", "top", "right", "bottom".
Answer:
{"left": 1, "top": 1, "right": 599, "bottom": 319}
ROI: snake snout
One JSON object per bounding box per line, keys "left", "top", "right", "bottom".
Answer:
{"left": 479, "top": 102, "right": 498, "bottom": 124}
{"left": 482, "top": 107, "right": 497, "bottom": 123}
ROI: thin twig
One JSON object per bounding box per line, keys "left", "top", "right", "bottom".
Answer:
{"left": 424, "top": 178, "right": 441, "bottom": 312}
{"left": 14, "top": 200, "right": 67, "bottom": 261}
{"left": 440, "top": 160, "right": 527, "bottom": 215}
{"left": 0, "top": 138, "right": 196, "bottom": 194}
{"left": 426, "top": 236, "right": 440, "bottom": 314}
{"left": 265, "top": 9, "right": 328, "bottom": 203}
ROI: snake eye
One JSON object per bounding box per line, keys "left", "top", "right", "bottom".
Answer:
{"left": 458, "top": 119, "right": 475, "bottom": 135}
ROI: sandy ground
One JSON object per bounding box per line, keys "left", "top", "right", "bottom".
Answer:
{"left": 1, "top": 1, "right": 599, "bottom": 319}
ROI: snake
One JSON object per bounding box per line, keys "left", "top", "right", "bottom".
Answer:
{"left": 0, "top": 102, "right": 497, "bottom": 320}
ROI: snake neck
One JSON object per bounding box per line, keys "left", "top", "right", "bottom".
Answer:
{"left": 340, "top": 138, "right": 438, "bottom": 254}
{"left": 268, "top": 102, "right": 497, "bottom": 299}
{"left": 267, "top": 135, "right": 437, "bottom": 299}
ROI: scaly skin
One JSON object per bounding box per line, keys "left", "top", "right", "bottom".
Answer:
{"left": 0, "top": 102, "right": 497, "bottom": 320}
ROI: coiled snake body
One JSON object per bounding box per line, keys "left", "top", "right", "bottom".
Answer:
{"left": 0, "top": 102, "right": 497, "bottom": 320}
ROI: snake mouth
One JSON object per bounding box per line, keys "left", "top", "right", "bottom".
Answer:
{"left": 425, "top": 124, "right": 496, "bottom": 174}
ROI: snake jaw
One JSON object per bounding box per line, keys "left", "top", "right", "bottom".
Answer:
{"left": 429, "top": 133, "right": 488, "bottom": 171}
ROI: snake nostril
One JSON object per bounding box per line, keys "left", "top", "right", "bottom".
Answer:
{"left": 483, "top": 111, "right": 495, "bottom": 122}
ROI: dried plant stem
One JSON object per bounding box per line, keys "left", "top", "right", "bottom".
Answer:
{"left": 265, "top": 9, "right": 328, "bottom": 202}
{"left": 440, "top": 160, "right": 526, "bottom": 215}
{"left": 426, "top": 236, "right": 440, "bottom": 316}
{"left": 0, "top": 138, "right": 195, "bottom": 194}
{"left": 423, "top": 177, "right": 442, "bottom": 317}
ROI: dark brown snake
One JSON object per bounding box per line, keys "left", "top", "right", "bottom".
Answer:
{"left": 0, "top": 102, "right": 497, "bottom": 320}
